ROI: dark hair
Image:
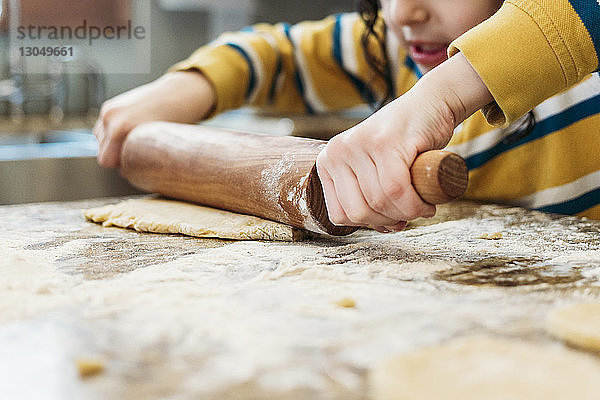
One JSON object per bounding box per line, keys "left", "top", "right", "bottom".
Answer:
{"left": 357, "top": 0, "right": 394, "bottom": 110}
{"left": 501, "top": 111, "right": 536, "bottom": 144}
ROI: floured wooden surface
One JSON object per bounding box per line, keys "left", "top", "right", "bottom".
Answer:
{"left": 1, "top": 197, "right": 600, "bottom": 399}
{"left": 85, "top": 197, "right": 304, "bottom": 242}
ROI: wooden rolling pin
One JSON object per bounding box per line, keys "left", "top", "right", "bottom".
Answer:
{"left": 120, "top": 122, "right": 468, "bottom": 236}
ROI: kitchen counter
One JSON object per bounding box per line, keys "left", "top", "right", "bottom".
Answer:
{"left": 1, "top": 197, "right": 599, "bottom": 399}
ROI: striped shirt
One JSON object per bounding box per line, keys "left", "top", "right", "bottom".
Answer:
{"left": 172, "top": 1, "right": 600, "bottom": 219}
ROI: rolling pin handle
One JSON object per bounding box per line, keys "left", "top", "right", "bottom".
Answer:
{"left": 410, "top": 150, "right": 468, "bottom": 205}
{"left": 308, "top": 150, "right": 468, "bottom": 234}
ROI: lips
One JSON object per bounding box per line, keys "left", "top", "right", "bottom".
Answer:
{"left": 407, "top": 42, "right": 449, "bottom": 70}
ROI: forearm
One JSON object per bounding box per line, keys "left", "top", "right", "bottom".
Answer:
{"left": 392, "top": 52, "right": 493, "bottom": 152}
{"left": 146, "top": 71, "right": 217, "bottom": 123}
{"left": 414, "top": 52, "right": 494, "bottom": 129}
{"left": 94, "top": 70, "right": 216, "bottom": 168}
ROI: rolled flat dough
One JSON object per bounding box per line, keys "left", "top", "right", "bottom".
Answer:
{"left": 370, "top": 336, "right": 600, "bottom": 400}
{"left": 546, "top": 303, "right": 600, "bottom": 352}
{"left": 85, "top": 198, "right": 304, "bottom": 242}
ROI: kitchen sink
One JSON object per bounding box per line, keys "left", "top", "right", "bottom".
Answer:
{"left": 0, "top": 129, "right": 141, "bottom": 205}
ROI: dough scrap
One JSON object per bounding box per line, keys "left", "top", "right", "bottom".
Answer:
{"left": 478, "top": 232, "right": 503, "bottom": 240}
{"left": 76, "top": 358, "right": 105, "bottom": 378}
{"left": 85, "top": 198, "right": 304, "bottom": 242}
{"left": 334, "top": 297, "right": 356, "bottom": 308}
{"left": 370, "top": 336, "right": 600, "bottom": 400}
{"left": 546, "top": 303, "right": 600, "bottom": 352}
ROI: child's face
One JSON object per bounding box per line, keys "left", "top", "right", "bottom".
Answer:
{"left": 381, "top": 0, "right": 503, "bottom": 73}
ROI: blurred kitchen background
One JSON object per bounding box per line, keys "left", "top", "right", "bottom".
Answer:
{"left": 0, "top": 0, "right": 363, "bottom": 205}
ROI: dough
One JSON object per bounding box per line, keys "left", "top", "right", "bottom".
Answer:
{"left": 370, "top": 336, "right": 600, "bottom": 400}
{"left": 76, "top": 358, "right": 105, "bottom": 378}
{"left": 85, "top": 198, "right": 304, "bottom": 242}
{"left": 334, "top": 297, "right": 356, "bottom": 308}
{"left": 546, "top": 303, "right": 600, "bottom": 352}
{"left": 478, "top": 232, "right": 503, "bottom": 240}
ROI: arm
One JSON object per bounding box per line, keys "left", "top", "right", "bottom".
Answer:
{"left": 317, "top": 0, "right": 600, "bottom": 232}
{"left": 316, "top": 52, "right": 492, "bottom": 232}
{"left": 94, "top": 71, "right": 216, "bottom": 167}
{"left": 95, "top": 13, "right": 417, "bottom": 168}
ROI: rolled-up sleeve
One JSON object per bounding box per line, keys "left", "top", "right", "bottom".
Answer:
{"left": 449, "top": 0, "right": 599, "bottom": 126}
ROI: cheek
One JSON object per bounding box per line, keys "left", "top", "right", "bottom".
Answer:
{"left": 380, "top": 2, "right": 402, "bottom": 37}
{"left": 382, "top": 15, "right": 406, "bottom": 46}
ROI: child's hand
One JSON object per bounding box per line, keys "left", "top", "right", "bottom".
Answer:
{"left": 316, "top": 53, "right": 493, "bottom": 232}
{"left": 94, "top": 71, "right": 216, "bottom": 168}
{"left": 316, "top": 89, "right": 451, "bottom": 232}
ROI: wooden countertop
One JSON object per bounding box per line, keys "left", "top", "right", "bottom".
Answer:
{"left": 1, "top": 197, "right": 599, "bottom": 399}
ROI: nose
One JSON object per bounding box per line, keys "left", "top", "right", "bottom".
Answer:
{"left": 389, "top": 0, "right": 429, "bottom": 26}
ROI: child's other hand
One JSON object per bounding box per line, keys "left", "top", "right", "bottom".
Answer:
{"left": 94, "top": 71, "right": 216, "bottom": 168}
{"left": 316, "top": 53, "right": 493, "bottom": 232}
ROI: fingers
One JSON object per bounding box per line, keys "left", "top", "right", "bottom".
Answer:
{"left": 374, "top": 149, "right": 437, "bottom": 219}
{"left": 97, "top": 129, "right": 125, "bottom": 168}
{"left": 316, "top": 132, "right": 438, "bottom": 231}
{"left": 93, "top": 106, "right": 133, "bottom": 169}
{"left": 318, "top": 166, "right": 409, "bottom": 233}
{"left": 316, "top": 164, "right": 350, "bottom": 225}
{"left": 371, "top": 221, "right": 408, "bottom": 233}
{"left": 93, "top": 120, "right": 110, "bottom": 168}
{"left": 384, "top": 221, "right": 408, "bottom": 232}
{"left": 317, "top": 141, "right": 409, "bottom": 228}
{"left": 317, "top": 150, "right": 393, "bottom": 227}
{"left": 351, "top": 148, "right": 415, "bottom": 222}
{"left": 94, "top": 119, "right": 122, "bottom": 168}
{"left": 325, "top": 160, "right": 401, "bottom": 227}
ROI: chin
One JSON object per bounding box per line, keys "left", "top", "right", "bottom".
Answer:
{"left": 416, "top": 62, "right": 443, "bottom": 75}
{"left": 417, "top": 65, "right": 432, "bottom": 74}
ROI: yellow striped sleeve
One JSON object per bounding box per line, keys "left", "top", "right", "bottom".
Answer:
{"left": 170, "top": 44, "right": 253, "bottom": 116}
{"left": 465, "top": 115, "right": 600, "bottom": 201}
{"left": 446, "top": 72, "right": 600, "bottom": 220}
{"left": 448, "top": 0, "right": 599, "bottom": 126}
{"left": 580, "top": 204, "right": 600, "bottom": 219}
{"left": 170, "top": 13, "right": 418, "bottom": 117}
{"left": 282, "top": 16, "right": 366, "bottom": 112}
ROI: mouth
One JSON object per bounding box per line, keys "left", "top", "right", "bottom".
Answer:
{"left": 407, "top": 42, "right": 449, "bottom": 70}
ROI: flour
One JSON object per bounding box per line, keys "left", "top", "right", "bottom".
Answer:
{"left": 260, "top": 152, "right": 295, "bottom": 215}
{"left": 1, "top": 201, "right": 600, "bottom": 398}
{"left": 290, "top": 170, "right": 325, "bottom": 234}
{"left": 261, "top": 153, "right": 326, "bottom": 234}
{"left": 0, "top": 253, "right": 79, "bottom": 323}
{"left": 0, "top": 243, "right": 456, "bottom": 394}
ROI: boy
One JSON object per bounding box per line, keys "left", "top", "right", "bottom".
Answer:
{"left": 95, "top": 0, "right": 600, "bottom": 232}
